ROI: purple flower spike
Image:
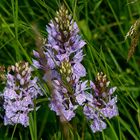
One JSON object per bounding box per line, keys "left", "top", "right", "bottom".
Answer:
{"left": 32, "top": 5, "right": 87, "bottom": 122}
{"left": 32, "top": 5, "right": 86, "bottom": 81}
{"left": 83, "top": 72, "right": 118, "bottom": 133}
{"left": 49, "top": 59, "right": 87, "bottom": 122}
{"left": 3, "top": 62, "right": 42, "bottom": 127}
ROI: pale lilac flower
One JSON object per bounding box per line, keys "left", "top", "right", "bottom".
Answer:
{"left": 3, "top": 62, "right": 42, "bottom": 127}
{"left": 49, "top": 79, "right": 78, "bottom": 121}
{"left": 73, "top": 63, "right": 86, "bottom": 78}
{"left": 100, "top": 96, "right": 118, "bottom": 119}
{"left": 90, "top": 118, "right": 107, "bottom": 133}
{"left": 33, "top": 5, "right": 86, "bottom": 81}
{"left": 83, "top": 72, "right": 118, "bottom": 133}
{"left": 49, "top": 60, "right": 87, "bottom": 122}
{"left": 32, "top": 5, "right": 87, "bottom": 122}
{"left": 76, "top": 93, "right": 87, "bottom": 105}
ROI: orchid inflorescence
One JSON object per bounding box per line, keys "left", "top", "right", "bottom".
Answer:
{"left": 0, "top": 5, "right": 118, "bottom": 133}
{"left": 2, "top": 62, "right": 42, "bottom": 127}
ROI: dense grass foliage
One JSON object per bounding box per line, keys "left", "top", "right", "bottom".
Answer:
{"left": 0, "top": 0, "right": 140, "bottom": 140}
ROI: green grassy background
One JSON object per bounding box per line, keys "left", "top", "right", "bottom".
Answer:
{"left": 0, "top": 0, "right": 140, "bottom": 139}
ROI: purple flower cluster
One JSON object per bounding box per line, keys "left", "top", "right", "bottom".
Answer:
{"left": 33, "top": 5, "right": 86, "bottom": 80}
{"left": 0, "top": 5, "right": 119, "bottom": 133}
{"left": 33, "top": 5, "right": 87, "bottom": 122}
{"left": 3, "top": 62, "right": 41, "bottom": 127}
{"left": 81, "top": 72, "right": 118, "bottom": 133}
{"left": 32, "top": 5, "right": 118, "bottom": 133}
{"left": 49, "top": 60, "right": 88, "bottom": 121}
